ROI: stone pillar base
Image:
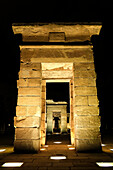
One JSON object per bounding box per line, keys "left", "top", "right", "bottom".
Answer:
{"left": 14, "top": 139, "right": 40, "bottom": 153}
{"left": 75, "top": 138, "right": 102, "bottom": 152}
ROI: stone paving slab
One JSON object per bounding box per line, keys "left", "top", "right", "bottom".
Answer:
{"left": 0, "top": 142, "right": 113, "bottom": 170}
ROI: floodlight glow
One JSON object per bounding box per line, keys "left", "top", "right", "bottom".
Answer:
{"left": 2, "top": 162, "right": 23, "bottom": 167}
{"left": 101, "top": 144, "right": 106, "bottom": 146}
{"left": 0, "top": 149, "right": 6, "bottom": 152}
{"left": 67, "top": 145, "right": 72, "bottom": 147}
{"left": 69, "top": 147, "right": 75, "bottom": 150}
{"left": 44, "top": 145, "right": 48, "bottom": 147}
{"left": 110, "top": 149, "right": 113, "bottom": 151}
{"left": 40, "top": 148, "right": 46, "bottom": 151}
{"left": 50, "top": 156, "right": 66, "bottom": 160}
{"left": 54, "top": 141, "right": 62, "bottom": 144}
{"left": 96, "top": 162, "right": 113, "bottom": 167}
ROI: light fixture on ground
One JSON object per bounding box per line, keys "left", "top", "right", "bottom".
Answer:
{"left": 2, "top": 162, "right": 23, "bottom": 167}
{"left": 50, "top": 156, "right": 66, "bottom": 160}
{"left": 101, "top": 144, "right": 106, "bottom": 146}
{"left": 0, "top": 149, "right": 6, "bottom": 152}
{"left": 53, "top": 141, "right": 62, "bottom": 144}
{"left": 69, "top": 147, "right": 75, "bottom": 150}
{"left": 96, "top": 162, "right": 113, "bottom": 167}
{"left": 110, "top": 149, "right": 113, "bottom": 151}
{"left": 40, "top": 148, "right": 46, "bottom": 151}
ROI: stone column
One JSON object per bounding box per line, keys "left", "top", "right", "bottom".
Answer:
{"left": 41, "top": 80, "right": 46, "bottom": 145}
{"left": 61, "top": 106, "right": 67, "bottom": 133}
{"left": 74, "top": 55, "right": 101, "bottom": 152}
{"left": 14, "top": 63, "right": 42, "bottom": 152}
{"left": 46, "top": 107, "right": 53, "bottom": 133}
{"left": 70, "top": 79, "right": 75, "bottom": 145}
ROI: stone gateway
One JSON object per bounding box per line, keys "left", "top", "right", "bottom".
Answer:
{"left": 12, "top": 22, "right": 102, "bottom": 152}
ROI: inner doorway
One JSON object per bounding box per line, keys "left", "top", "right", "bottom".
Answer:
{"left": 46, "top": 82, "right": 71, "bottom": 144}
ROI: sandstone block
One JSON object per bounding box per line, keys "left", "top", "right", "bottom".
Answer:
{"left": 14, "top": 116, "right": 41, "bottom": 128}
{"left": 75, "top": 96, "right": 88, "bottom": 106}
{"left": 75, "top": 138, "right": 102, "bottom": 152}
{"left": 74, "top": 70, "right": 96, "bottom": 78}
{"left": 27, "top": 106, "right": 41, "bottom": 116}
{"left": 42, "top": 70, "right": 73, "bottom": 79}
{"left": 28, "top": 79, "right": 41, "bottom": 87}
{"left": 74, "top": 106, "right": 99, "bottom": 115}
{"left": 15, "top": 127, "right": 40, "bottom": 140}
{"left": 18, "top": 87, "right": 41, "bottom": 96}
{"left": 75, "top": 115, "right": 100, "bottom": 128}
{"left": 17, "top": 79, "right": 28, "bottom": 87}
{"left": 74, "top": 86, "right": 97, "bottom": 95}
{"left": 74, "top": 62, "right": 95, "bottom": 70}
{"left": 76, "top": 128, "right": 100, "bottom": 139}
{"left": 74, "top": 78, "right": 96, "bottom": 86}
{"left": 16, "top": 106, "right": 27, "bottom": 116}
{"left": 20, "top": 63, "right": 41, "bottom": 70}
{"left": 19, "top": 70, "right": 41, "bottom": 78}
{"left": 14, "top": 139, "right": 40, "bottom": 153}
{"left": 17, "top": 96, "right": 41, "bottom": 106}
{"left": 88, "top": 96, "right": 99, "bottom": 106}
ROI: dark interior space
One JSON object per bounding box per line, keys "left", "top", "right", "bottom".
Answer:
{"left": 46, "top": 82, "right": 70, "bottom": 113}
{"left": 0, "top": 1, "right": 113, "bottom": 144}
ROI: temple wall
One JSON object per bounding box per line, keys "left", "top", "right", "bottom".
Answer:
{"left": 14, "top": 45, "right": 101, "bottom": 152}
{"left": 14, "top": 63, "right": 42, "bottom": 152}
{"left": 46, "top": 104, "right": 67, "bottom": 133}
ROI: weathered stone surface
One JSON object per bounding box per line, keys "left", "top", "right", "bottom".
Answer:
{"left": 74, "top": 78, "right": 96, "bottom": 86}
{"left": 14, "top": 116, "right": 41, "bottom": 127}
{"left": 42, "top": 63, "right": 73, "bottom": 71}
{"left": 75, "top": 138, "right": 102, "bottom": 152}
{"left": 18, "top": 87, "right": 41, "bottom": 96}
{"left": 15, "top": 127, "right": 40, "bottom": 139}
{"left": 19, "top": 70, "right": 41, "bottom": 78}
{"left": 12, "top": 23, "right": 102, "bottom": 43}
{"left": 76, "top": 128, "right": 100, "bottom": 139}
{"left": 16, "top": 106, "right": 27, "bottom": 116}
{"left": 74, "top": 106, "right": 99, "bottom": 115}
{"left": 14, "top": 139, "right": 40, "bottom": 153}
{"left": 74, "top": 70, "right": 96, "bottom": 78}
{"left": 42, "top": 70, "right": 73, "bottom": 79}
{"left": 16, "top": 106, "right": 41, "bottom": 116}
{"left": 28, "top": 79, "right": 41, "bottom": 87}
{"left": 49, "top": 32, "right": 65, "bottom": 42}
{"left": 74, "top": 86, "right": 97, "bottom": 95}
{"left": 75, "top": 115, "right": 100, "bottom": 128}
{"left": 20, "top": 63, "right": 41, "bottom": 70}
{"left": 75, "top": 96, "right": 88, "bottom": 106}
{"left": 27, "top": 106, "right": 41, "bottom": 116}
{"left": 74, "top": 62, "right": 95, "bottom": 70}
{"left": 20, "top": 46, "right": 94, "bottom": 63}
{"left": 17, "top": 78, "right": 28, "bottom": 87}
{"left": 17, "top": 96, "right": 41, "bottom": 106}
{"left": 88, "top": 96, "right": 99, "bottom": 106}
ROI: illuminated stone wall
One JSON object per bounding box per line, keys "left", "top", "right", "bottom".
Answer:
{"left": 73, "top": 55, "right": 101, "bottom": 152}
{"left": 12, "top": 23, "right": 102, "bottom": 152}
{"left": 14, "top": 63, "right": 42, "bottom": 152}
{"left": 46, "top": 101, "right": 67, "bottom": 133}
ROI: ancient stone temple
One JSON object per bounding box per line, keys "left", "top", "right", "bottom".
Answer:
{"left": 46, "top": 100, "right": 68, "bottom": 133}
{"left": 12, "top": 22, "right": 102, "bottom": 152}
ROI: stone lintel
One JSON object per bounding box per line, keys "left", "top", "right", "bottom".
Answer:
{"left": 12, "top": 23, "right": 102, "bottom": 42}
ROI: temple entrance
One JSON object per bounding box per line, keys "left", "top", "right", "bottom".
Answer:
{"left": 53, "top": 112, "right": 61, "bottom": 133}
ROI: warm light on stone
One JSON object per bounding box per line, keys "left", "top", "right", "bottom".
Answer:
{"left": 13, "top": 22, "right": 102, "bottom": 153}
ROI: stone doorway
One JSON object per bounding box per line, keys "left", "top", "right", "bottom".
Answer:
{"left": 13, "top": 22, "right": 102, "bottom": 152}
{"left": 53, "top": 112, "right": 61, "bottom": 133}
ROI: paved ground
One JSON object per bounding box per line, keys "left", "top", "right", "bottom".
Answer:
{"left": 0, "top": 132, "right": 113, "bottom": 169}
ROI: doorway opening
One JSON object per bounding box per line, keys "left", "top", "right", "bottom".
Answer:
{"left": 46, "top": 82, "right": 71, "bottom": 145}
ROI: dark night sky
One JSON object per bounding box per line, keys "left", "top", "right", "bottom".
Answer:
{"left": 0, "top": 1, "right": 113, "bottom": 131}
